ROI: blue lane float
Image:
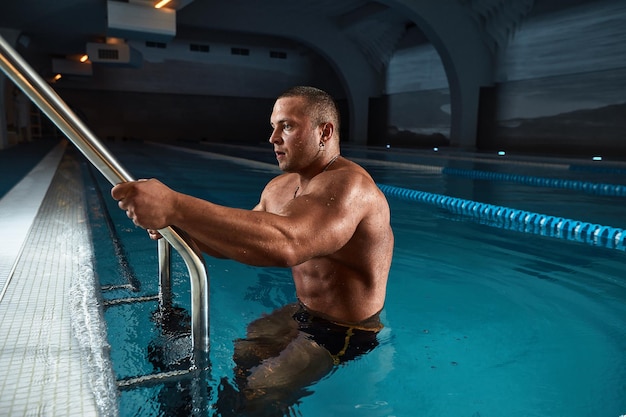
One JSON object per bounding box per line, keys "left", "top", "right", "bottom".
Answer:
{"left": 569, "top": 164, "right": 626, "bottom": 176}
{"left": 441, "top": 167, "right": 626, "bottom": 197}
{"left": 377, "top": 183, "right": 626, "bottom": 252}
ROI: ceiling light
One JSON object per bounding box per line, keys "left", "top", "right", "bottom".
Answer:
{"left": 154, "top": 0, "right": 172, "bottom": 8}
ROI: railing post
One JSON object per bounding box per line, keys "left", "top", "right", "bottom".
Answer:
{"left": 158, "top": 238, "right": 172, "bottom": 309}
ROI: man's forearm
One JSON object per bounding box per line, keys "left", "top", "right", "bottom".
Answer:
{"left": 171, "top": 193, "right": 299, "bottom": 267}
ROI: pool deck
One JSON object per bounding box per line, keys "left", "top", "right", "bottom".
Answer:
{"left": 0, "top": 140, "right": 107, "bottom": 416}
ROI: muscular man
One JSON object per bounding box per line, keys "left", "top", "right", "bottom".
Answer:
{"left": 111, "top": 86, "right": 394, "bottom": 413}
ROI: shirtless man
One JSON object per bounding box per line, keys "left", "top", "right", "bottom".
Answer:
{"left": 111, "top": 86, "right": 394, "bottom": 413}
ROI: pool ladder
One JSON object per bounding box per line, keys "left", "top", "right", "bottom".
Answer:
{"left": 113, "top": 238, "right": 205, "bottom": 391}
{"left": 0, "top": 36, "right": 211, "bottom": 371}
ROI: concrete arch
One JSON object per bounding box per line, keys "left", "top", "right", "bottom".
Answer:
{"left": 188, "top": 1, "right": 498, "bottom": 149}
{"left": 179, "top": 3, "right": 381, "bottom": 144}
{"left": 382, "top": 0, "right": 495, "bottom": 149}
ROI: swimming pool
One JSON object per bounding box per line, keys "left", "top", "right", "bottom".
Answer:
{"left": 79, "top": 141, "right": 626, "bottom": 417}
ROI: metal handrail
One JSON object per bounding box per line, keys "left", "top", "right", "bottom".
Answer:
{"left": 0, "top": 35, "right": 210, "bottom": 364}
{"left": 158, "top": 239, "right": 173, "bottom": 309}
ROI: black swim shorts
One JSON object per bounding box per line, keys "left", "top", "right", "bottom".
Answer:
{"left": 292, "top": 303, "right": 382, "bottom": 365}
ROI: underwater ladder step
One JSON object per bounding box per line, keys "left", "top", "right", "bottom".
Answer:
{"left": 117, "top": 369, "right": 193, "bottom": 390}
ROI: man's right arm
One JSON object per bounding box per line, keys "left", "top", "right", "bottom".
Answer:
{"left": 111, "top": 174, "right": 365, "bottom": 268}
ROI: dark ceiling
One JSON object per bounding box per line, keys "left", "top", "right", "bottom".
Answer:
{"left": 0, "top": 0, "right": 598, "bottom": 67}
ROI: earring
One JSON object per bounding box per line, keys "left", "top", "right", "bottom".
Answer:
{"left": 319, "top": 141, "right": 325, "bottom": 149}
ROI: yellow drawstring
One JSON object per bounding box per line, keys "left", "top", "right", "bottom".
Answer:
{"left": 331, "top": 327, "right": 354, "bottom": 365}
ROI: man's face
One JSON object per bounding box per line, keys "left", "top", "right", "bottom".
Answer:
{"left": 269, "top": 97, "right": 321, "bottom": 173}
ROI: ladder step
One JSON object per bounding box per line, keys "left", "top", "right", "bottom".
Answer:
{"left": 100, "top": 283, "right": 134, "bottom": 291}
{"left": 117, "top": 368, "right": 194, "bottom": 390}
{"left": 103, "top": 294, "right": 159, "bottom": 307}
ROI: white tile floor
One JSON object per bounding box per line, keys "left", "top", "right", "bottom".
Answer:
{"left": 0, "top": 141, "right": 114, "bottom": 416}
{"left": 0, "top": 142, "right": 66, "bottom": 293}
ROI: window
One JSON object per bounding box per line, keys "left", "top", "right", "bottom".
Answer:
{"left": 270, "top": 51, "right": 287, "bottom": 59}
{"left": 145, "top": 41, "right": 167, "bottom": 49}
{"left": 190, "top": 43, "right": 210, "bottom": 53}
{"left": 231, "top": 47, "right": 250, "bottom": 56}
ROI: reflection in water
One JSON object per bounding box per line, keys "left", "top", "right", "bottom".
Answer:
{"left": 216, "top": 302, "right": 382, "bottom": 416}
{"left": 143, "top": 300, "right": 383, "bottom": 416}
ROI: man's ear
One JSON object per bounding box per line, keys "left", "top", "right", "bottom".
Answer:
{"left": 321, "top": 122, "right": 334, "bottom": 141}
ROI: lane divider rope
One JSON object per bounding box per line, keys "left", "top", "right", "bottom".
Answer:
{"left": 377, "top": 183, "right": 625, "bottom": 252}
{"left": 441, "top": 167, "right": 626, "bottom": 197}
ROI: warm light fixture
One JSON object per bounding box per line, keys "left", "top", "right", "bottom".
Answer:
{"left": 80, "top": 54, "right": 89, "bottom": 63}
{"left": 154, "top": 0, "right": 172, "bottom": 8}
{"left": 53, "top": 74, "right": 62, "bottom": 81}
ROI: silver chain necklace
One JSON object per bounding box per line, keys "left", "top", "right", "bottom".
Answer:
{"left": 293, "top": 154, "right": 340, "bottom": 199}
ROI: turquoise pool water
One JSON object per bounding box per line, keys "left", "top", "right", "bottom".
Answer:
{"left": 0, "top": 138, "right": 58, "bottom": 198}
{"left": 81, "top": 142, "right": 626, "bottom": 417}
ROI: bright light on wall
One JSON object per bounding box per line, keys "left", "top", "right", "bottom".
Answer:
{"left": 80, "top": 54, "right": 89, "bottom": 63}
{"left": 53, "top": 74, "right": 62, "bottom": 81}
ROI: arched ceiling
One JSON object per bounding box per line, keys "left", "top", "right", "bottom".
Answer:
{"left": 0, "top": 0, "right": 600, "bottom": 146}
{"left": 0, "top": 0, "right": 596, "bottom": 73}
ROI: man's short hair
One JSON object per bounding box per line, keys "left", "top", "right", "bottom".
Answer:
{"left": 278, "top": 86, "right": 340, "bottom": 136}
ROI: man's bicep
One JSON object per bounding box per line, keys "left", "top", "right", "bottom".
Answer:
{"left": 287, "top": 193, "right": 363, "bottom": 250}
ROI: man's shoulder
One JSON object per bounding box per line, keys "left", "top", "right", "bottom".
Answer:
{"left": 262, "top": 173, "right": 298, "bottom": 198}
{"left": 266, "top": 172, "right": 297, "bottom": 188}
{"left": 314, "top": 161, "right": 382, "bottom": 204}
{"left": 333, "top": 159, "right": 377, "bottom": 189}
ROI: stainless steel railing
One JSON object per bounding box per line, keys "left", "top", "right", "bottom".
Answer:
{"left": 0, "top": 35, "right": 210, "bottom": 365}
